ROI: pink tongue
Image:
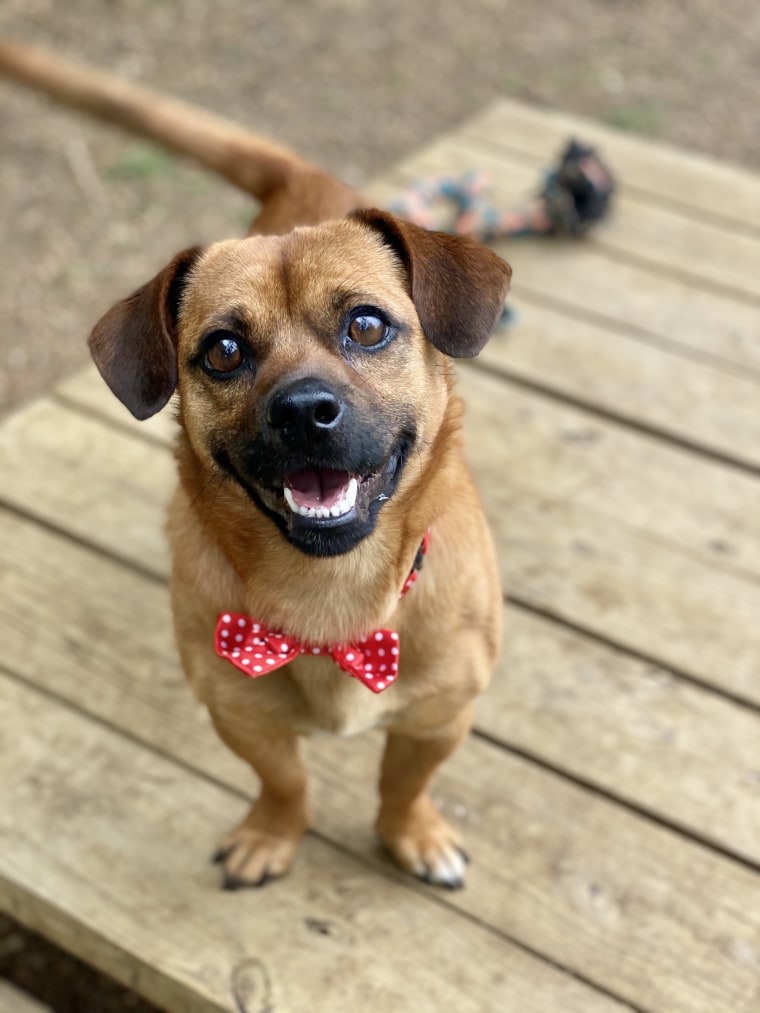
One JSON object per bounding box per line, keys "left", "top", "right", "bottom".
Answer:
{"left": 286, "top": 468, "right": 350, "bottom": 509}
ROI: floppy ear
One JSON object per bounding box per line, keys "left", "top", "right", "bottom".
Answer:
{"left": 349, "top": 209, "right": 511, "bottom": 358}
{"left": 88, "top": 246, "right": 202, "bottom": 420}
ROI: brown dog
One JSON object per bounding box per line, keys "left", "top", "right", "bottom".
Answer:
{"left": 1, "top": 40, "right": 511, "bottom": 888}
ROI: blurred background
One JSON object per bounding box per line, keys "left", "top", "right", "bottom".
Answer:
{"left": 1, "top": 2, "right": 758, "bottom": 1009}
{"left": 0, "top": 0, "right": 758, "bottom": 418}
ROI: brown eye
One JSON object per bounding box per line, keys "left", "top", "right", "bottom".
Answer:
{"left": 348, "top": 313, "right": 388, "bottom": 347}
{"left": 204, "top": 334, "right": 244, "bottom": 375}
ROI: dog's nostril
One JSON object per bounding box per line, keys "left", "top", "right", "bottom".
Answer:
{"left": 314, "top": 396, "right": 341, "bottom": 428}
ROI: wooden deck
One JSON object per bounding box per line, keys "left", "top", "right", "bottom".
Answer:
{"left": 2, "top": 99, "right": 760, "bottom": 1012}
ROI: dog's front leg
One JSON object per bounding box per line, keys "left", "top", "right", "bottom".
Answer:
{"left": 376, "top": 705, "right": 473, "bottom": 889}
{"left": 209, "top": 719, "right": 311, "bottom": 889}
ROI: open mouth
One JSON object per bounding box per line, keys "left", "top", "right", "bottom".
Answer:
{"left": 215, "top": 434, "right": 412, "bottom": 556}
{"left": 280, "top": 466, "right": 395, "bottom": 524}
{"left": 263, "top": 453, "right": 400, "bottom": 534}
{"left": 283, "top": 468, "right": 359, "bottom": 520}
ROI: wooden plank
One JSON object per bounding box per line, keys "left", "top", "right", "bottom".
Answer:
{"left": 2, "top": 512, "right": 760, "bottom": 1011}
{"left": 3, "top": 95, "right": 759, "bottom": 1013}
{"left": 478, "top": 303, "right": 760, "bottom": 471}
{"left": 4, "top": 380, "right": 760, "bottom": 703}
{"left": 494, "top": 241, "right": 760, "bottom": 377}
{"left": 315, "top": 737, "right": 760, "bottom": 1013}
{"left": 0, "top": 394, "right": 172, "bottom": 575}
{"left": 464, "top": 99, "right": 760, "bottom": 232}
{"left": 373, "top": 125, "right": 760, "bottom": 302}
{"left": 55, "top": 368, "right": 179, "bottom": 447}
{"left": 2, "top": 678, "right": 615, "bottom": 1013}
{"left": 492, "top": 240, "right": 760, "bottom": 377}
{"left": 595, "top": 196, "right": 760, "bottom": 301}
{"left": 455, "top": 367, "right": 760, "bottom": 578}
{"left": 0, "top": 983, "right": 50, "bottom": 1013}
{"left": 369, "top": 149, "right": 760, "bottom": 375}
{"left": 2, "top": 493, "right": 759, "bottom": 865}
{"left": 476, "top": 607, "right": 760, "bottom": 865}
{"left": 486, "top": 486, "right": 760, "bottom": 706}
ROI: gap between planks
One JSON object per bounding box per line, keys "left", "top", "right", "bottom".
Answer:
{"left": 4, "top": 381, "right": 759, "bottom": 709}
{"left": 3, "top": 675, "right": 631, "bottom": 1013}
{"left": 3, "top": 449, "right": 760, "bottom": 868}
{"left": 3, "top": 390, "right": 760, "bottom": 1006}
{"left": 2, "top": 93, "right": 757, "bottom": 1013}
{"left": 21, "top": 382, "right": 760, "bottom": 814}
{"left": 2, "top": 393, "right": 760, "bottom": 859}
{"left": 466, "top": 356, "right": 760, "bottom": 480}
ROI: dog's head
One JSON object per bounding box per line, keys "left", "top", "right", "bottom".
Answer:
{"left": 89, "top": 210, "right": 510, "bottom": 557}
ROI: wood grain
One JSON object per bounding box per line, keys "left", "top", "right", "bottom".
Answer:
{"left": 2, "top": 508, "right": 760, "bottom": 1010}
{"left": 4, "top": 676, "right": 622, "bottom": 1013}
{"left": 2, "top": 485, "right": 758, "bottom": 863}
{"left": 4, "top": 95, "right": 760, "bottom": 1013}
{"left": 6, "top": 380, "right": 758, "bottom": 703}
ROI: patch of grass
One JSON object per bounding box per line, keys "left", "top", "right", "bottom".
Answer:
{"left": 53, "top": 262, "right": 92, "bottom": 289}
{"left": 235, "top": 206, "right": 257, "bottom": 229}
{"left": 104, "top": 143, "right": 177, "bottom": 180}
{"left": 501, "top": 71, "right": 528, "bottom": 95}
{"left": 603, "top": 100, "right": 666, "bottom": 136}
{"left": 390, "top": 69, "right": 409, "bottom": 91}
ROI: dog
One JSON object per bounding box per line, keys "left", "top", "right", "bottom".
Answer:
{"left": 0, "top": 39, "right": 511, "bottom": 889}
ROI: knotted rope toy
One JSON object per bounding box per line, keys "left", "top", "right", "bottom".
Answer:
{"left": 387, "top": 139, "right": 615, "bottom": 243}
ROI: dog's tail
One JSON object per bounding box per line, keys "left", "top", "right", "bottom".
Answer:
{"left": 0, "top": 37, "right": 362, "bottom": 231}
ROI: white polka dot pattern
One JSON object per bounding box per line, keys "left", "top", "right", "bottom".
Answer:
{"left": 215, "top": 614, "right": 400, "bottom": 694}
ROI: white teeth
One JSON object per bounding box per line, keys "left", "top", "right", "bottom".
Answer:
{"left": 339, "top": 477, "right": 358, "bottom": 514}
{"left": 283, "top": 487, "right": 298, "bottom": 514}
{"left": 283, "top": 475, "right": 359, "bottom": 520}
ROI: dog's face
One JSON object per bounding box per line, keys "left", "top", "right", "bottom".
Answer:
{"left": 176, "top": 221, "right": 440, "bottom": 557}
{"left": 89, "top": 211, "right": 511, "bottom": 557}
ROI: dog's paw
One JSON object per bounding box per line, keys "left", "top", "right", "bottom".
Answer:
{"left": 212, "top": 826, "right": 299, "bottom": 889}
{"left": 377, "top": 797, "right": 469, "bottom": 889}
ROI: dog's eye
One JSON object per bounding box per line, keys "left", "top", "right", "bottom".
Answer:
{"left": 203, "top": 333, "right": 244, "bottom": 375}
{"left": 348, "top": 313, "right": 388, "bottom": 348}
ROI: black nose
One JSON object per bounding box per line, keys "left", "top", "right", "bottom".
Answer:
{"left": 266, "top": 377, "right": 345, "bottom": 441}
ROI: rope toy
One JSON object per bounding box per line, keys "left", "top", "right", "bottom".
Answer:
{"left": 387, "top": 139, "right": 615, "bottom": 243}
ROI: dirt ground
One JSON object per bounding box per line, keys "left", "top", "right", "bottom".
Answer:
{"left": 1, "top": 1, "right": 759, "bottom": 419}
{"left": 1, "top": 0, "right": 759, "bottom": 1009}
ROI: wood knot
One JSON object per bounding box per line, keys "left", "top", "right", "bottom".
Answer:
{"left": 231, "top": 957, "right": 273, "bottom": 1013}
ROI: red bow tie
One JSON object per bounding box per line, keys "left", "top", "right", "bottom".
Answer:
{"left": 215, "top": 615, "right": 400, "bottom": 694}
{"left": 214, "top": 532, "right": 429, "bottom": 694}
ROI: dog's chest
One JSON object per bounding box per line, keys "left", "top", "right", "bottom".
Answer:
{"left": 290, "top": 655, "right": 395, "bottom": 737}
